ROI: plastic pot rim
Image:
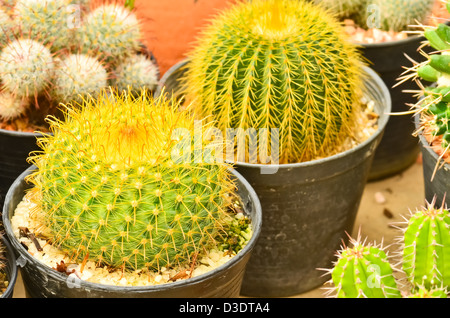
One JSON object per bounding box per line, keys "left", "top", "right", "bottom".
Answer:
{"left": 2, "top": 165, "right": 262, "bottom": 294}
{"left": 157, "top": 60, "right": 392, "bottom": 170}
{"left": 0, "top": 234, "right": 18, "bottom": 298}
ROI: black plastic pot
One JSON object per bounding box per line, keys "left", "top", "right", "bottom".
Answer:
{"left": 0, "top": 129, "right": 42, "bottom": 209}
{"left": 2, "top": 166, "right": 261, "bottom": 298}
{"left": 415, "top": 113, "right": 450, "bottom": 207}
{"left": 0, "top": 234, "right": 18, "bottom": 298}
{"left": 361, "top": 35, "right": 427, "bottom": 181}
{"left": 156, "top": 61, "right": 391, "bottom": 297}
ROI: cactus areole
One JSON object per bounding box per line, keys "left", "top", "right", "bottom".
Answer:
{"left": 26, "top": 90, "right": 239, "bottom": 272}
{"left": 183, "top": 0, "right": 366, "bottom": 164}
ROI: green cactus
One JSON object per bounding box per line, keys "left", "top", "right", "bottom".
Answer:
{"left": 363, "top": 0, "right": 435, "bottom": 32}
{"left": 313, "top": 0, "right": 366, "bottom": 20}
{"left": 27, "top": 90, "right": 241, "bottom": 272}
{"left": 325, "top": 234, "right": 402, "bottom": 298}
{"left": 111, "top": 54, "right": 158, "bottom": 95}
{"left": 0, "top": 89, "right": 29, "bottom": 120}
{"left": 401, "top": 203, "right": 450, "bottom": 290}
{"left": 182, "top": 0, "right": 364, "bottom": 164}
{"left": 52, "top": 53, "right": 108, "bottom": 104}
{"left": 407, "top": 285, "right": 448, "bottom": 298}
{"left": 0, "top": 39, "right": 54, "bottom": 98}
{"left": 78, "top": 3, "right": 141, "bottom": 63}
{"left": 403, "top": 20, "right": 450, "bottom": 149}
{"left": 15, "top": 0, "right": 76, "bottom": 52}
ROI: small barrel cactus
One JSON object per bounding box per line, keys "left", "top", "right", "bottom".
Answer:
{"left": 183, "top": 0, "right": 364, "bottom": 164}
{"left": 52, "top": 53, "right": 108, "bottom": 104}
{"left": 27, "top": 90, "right": 238, "bottom": 272}
{"left": 367, "top": 0, "right": 435, "bottom": 32}
{"left": 324, "top": 234, "right": 402, "bottom": 298}
{"left": 14, "top": 0, "right": 75, "bottom": 52}
{"left": 401, "top": 202, "right": 450, "bottom": 290}
{"left": 111, "top": 53, "right": 158, "bottom": 95}
{"left": 0, "top": 89, "right": 29, "bottom": 120}
{"left": 78, "top": 3, "right": 141, "bottom": 63}
{"left": 0, "top": 39, "right": 54, "bottom": 98}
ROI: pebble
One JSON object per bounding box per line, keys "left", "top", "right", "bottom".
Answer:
{"left": 374, "top": 191, "right": 386, "bottom": 204}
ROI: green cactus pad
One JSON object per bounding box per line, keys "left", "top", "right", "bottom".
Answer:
{"left": 27, "top": 91, "right": 238, "bottom": 272}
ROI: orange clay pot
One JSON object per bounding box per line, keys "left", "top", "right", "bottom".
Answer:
{"left": 135, "top": 0, "right": 237, "bottom": 76}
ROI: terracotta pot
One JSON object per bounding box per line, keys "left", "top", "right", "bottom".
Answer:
{"left": 135, "top": 0, "right": 237, "bottom": 76}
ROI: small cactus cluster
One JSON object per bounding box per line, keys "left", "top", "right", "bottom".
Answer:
{"left": 323, "top": 200, "right": 450, "bottom": 298}
{"left": 26, "top": 90, "right": 251, "bottom": 272}
{"left": 182, "top": 0, "right": 365, "bottom": 164}
{"left": 0, "top": 0, "right": 158, "bottom": 124}
{"left": 315, "top": 0, "right": 435, "bottom": 32}
{"left": 400, "top": 4, "right": 450, "bottom": 151}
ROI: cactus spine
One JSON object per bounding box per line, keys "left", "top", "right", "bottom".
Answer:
{"left": 325, "top": 234, "right": 402, "bottom": 298}
{"left": 183, "top": 0, "right": 364, "bottom": 164}
{"left": 27, "top": 90, "right": 239, "bottom": 272}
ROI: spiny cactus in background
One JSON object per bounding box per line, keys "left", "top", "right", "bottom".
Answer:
{"left": 78, "top": 3, "right": 141, "bottom": 63}
{"left": 0, "top": 39, "right": 54, "bottom": 98}
{"left": 111, "top": 54, "right": 158, "bottom": 95}
{"left": 323, "top": 233, "right": 402, "bottom": 298}
{"left": 314, "top": 0, "right": 366, "bottom": 20}
{"left": 399, "top": 11, "right": 450, "bottom": 150}
{"left": 315, "top": 0, "right": 434, "bottom": 32}
{"left": 183, "top": 0, "right": 364, "bottom": 164}
{"left": 368, "top": 0, "right": 435, "bottom": 32}
{"left": 400, "top": 201, "right": 450, "bottom": 290}
{"left": 52, "top": 53, "right": 108, "bottom": 104}
{"left": 14, "top": 0, "right": 75, "bottom": 52}
{"left": 0, "top": 89, "right": 29, "bottom": 120}
{"left": 27, "top": 90, "right": 240, "bottom": 272}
